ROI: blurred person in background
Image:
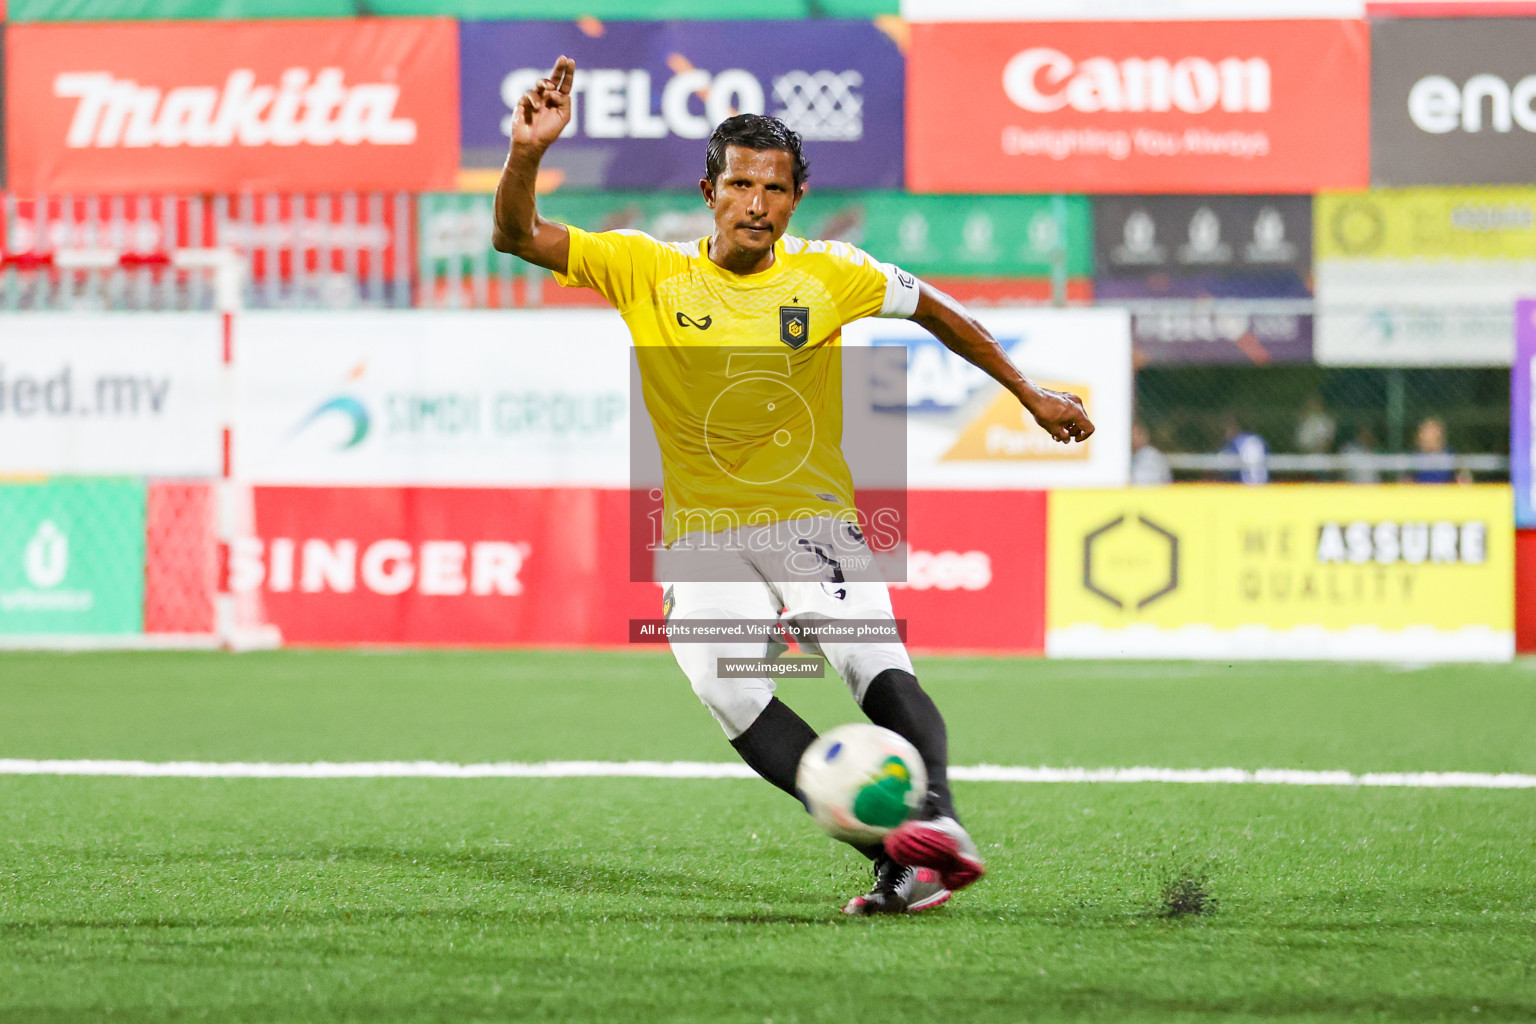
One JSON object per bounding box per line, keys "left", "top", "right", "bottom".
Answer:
{"left": 1337, "top": 423, "right": 1382, "bottom": 484}
{"left": 1130, "top": 419, "right": 1172, "bottom": 486}
{"left": 1220, "top": 412, "right": 1268, "bottom": 485}
{"left": 492, "top": 57, "right": 1092, "bottom": 918}
{"left": 1293, "top": 394, "right": 1337, "bottom": 455}
{"left": 1410, "top": 416, "right": 1470, "bottom": 484}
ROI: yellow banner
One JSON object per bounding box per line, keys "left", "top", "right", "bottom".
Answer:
{"left": 1316, "top": 188, "right": 1536, "bottom": 261}
{"left": 1047, "top": 486, "right": 1512, "bottom": 655}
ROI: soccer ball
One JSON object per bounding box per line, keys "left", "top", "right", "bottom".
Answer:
{"left": 796, "top": 724, "right": 928, "bottom": 844}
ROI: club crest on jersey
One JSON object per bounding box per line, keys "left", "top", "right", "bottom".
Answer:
{"left": 779, "top": 306, "right": 810, "bottom": 349}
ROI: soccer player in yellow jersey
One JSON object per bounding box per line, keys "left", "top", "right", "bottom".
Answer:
{"left": 493, "top": 57, "right": 1093, "bottom": 915}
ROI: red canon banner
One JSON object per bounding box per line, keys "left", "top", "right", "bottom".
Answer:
{"left": 907, "top": 20, "right": 1369, "bottom": 194}
{"left": 6, "top": 20, "right": 458, "bottom": 194}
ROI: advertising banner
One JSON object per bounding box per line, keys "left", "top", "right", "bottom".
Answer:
{"left": 907, "top": 20, "right": 1369, "bottom": 194}
{"left": 1047, "top": 485, "right": 1514, "bottom": 661}
{"left": 0, "top": 314, "right": 223, "bottom": 476}
{"left": 843, "top": 308, "right": 1132, "bottom": 488}
{"left": 228, "top": 486, "right": 654, "bottom": 646}
{"left": 235, "top": 311, "right": 632, "bottom": 486}
{"left": 0, "top": 193, "right": 412, "bottom": 302}
{"left": 1514, "top": 299, "right": 1536, "bottom": 526}
{"left": 418, "top": 190, "right": 1093, "bottom": 287}
{"left": 0, "top": 478, "right": 145, "bottom": 639}
{"left": 5, "top": 20, "right": 458, "bottom": 194}
{"left": 1314, "top": 188, "right": 1536, "bottom": 365}
{"left": 889, "top": 489, "right": 1047, "bottom": 652}
{"left": 1371, "top": 18, "right": 1536, "bottom": 186}
{"left": 458, "top": 20, "right": 903, "bottom": 190}
{"left": 1093, "top": 194, "right": 1313, "bottom": 362}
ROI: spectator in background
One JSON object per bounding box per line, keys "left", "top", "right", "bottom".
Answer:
{"left": 1293, "top": 395, "right": 1337, "bottom": 455}
{"left": 1221, "top": 413, "right": 1268, "bottom": 485}
{"left": 1337, "top": 423, "right": 1382, "bottom": 484}
{"left": 1411, "top": 416, "right": 1471, "bottom": 484}
{"left": 1130, "top": 419, "right": 1172, "bottom": 486}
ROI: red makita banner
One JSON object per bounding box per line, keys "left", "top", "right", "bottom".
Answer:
{"left": 218, "top": 486, "right": 1047, "bottom": 651}
{"left": 907, "top": 20, "right": 1369, "bottom": 194}
{"left": 5, "top": 20, "right": 458, "bottom": 193}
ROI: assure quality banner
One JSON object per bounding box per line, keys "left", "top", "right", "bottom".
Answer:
{"left": 1314, "top": 188, "right": 1536, "bottom": 365}
{"left": 843, "top": 308, "right": 1132, "bottom": 488}
{"left": 1047, "top": 486, "right": 1514, "bottom": 661}
{"left": 907, "top": 20, "right": 1369, "bottom": 194}
{"left": 0, "top": 315, "right": 222, "bottom": 476}
{"left": 459, "top": 20, "right": 904, "bottom": 190}
{"left": 235, "top": 311, "right": 631, "bottom": 486}
{"left": 5, "top": 19, "right": 458, "bottom": 193}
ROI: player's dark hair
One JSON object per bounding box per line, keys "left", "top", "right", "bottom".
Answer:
{"left": 705, "top": 114, "right": 810, "bottom": 192}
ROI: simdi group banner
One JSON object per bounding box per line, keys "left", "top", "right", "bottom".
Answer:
{"left": 906, "top": 20, "right": 1369, "bottom": 194}
{"left": 1047, "top": 485, "right": 1513, "bottom": 662}
{"left": 457, "top": 19, "right": 904, "bottom": 191}
{"left": 842, "top": 308, "right": 1132, "bottom": 489}
{"left": 4, "top": 20, "right": 459, "bottom": 193}
{"left": 1372, "top": 18, "right": 1536, "bottom": 187}
{"left": 0, "top": 315, "right": 223, "bottom": 476}
{"left": 1092, "top": 194, "right": 1313, "bottom": 363}
{"left": 1314, "top": 187, "right": 1536, "bottom": 365}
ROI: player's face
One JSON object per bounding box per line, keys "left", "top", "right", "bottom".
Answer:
{"left": 703, "top": 146, "right": 802, "bottom": 259}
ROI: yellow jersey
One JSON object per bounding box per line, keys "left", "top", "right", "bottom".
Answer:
{"left": 554, "top": 226, "right": 920, "bottom": 543}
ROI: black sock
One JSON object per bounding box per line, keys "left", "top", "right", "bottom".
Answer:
{"left": 860, "top": 668, "right": 957, "bottom": 822}
{"left": 730, "top": 698, "right": 885, "bottom": 862}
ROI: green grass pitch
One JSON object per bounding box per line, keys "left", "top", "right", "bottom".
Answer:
{"left": 2, "top": 650, "right": 1534, "bottom": 1023}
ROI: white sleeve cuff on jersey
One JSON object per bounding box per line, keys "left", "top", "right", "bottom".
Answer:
{"left": 876, "top": 262, "right": 921, "bottom": 319}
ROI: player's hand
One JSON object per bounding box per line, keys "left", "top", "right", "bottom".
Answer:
{"left": 1028, "top": 386, "right": 1094, "bottom": 444}
{"left": 512, "top": 56, "right": 575, "bottom": 152}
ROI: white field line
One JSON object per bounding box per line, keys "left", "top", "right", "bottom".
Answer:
{"left": 0, "top": 759, "right": 1533, "bottom": 789}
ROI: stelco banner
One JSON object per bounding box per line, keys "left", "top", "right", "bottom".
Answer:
{"left": 0, "top": 314, "right": 223, "bottom": 476}
{"left": 1372, "top": 18, "right": 1536, "bottom": 187}
{"left": 5, "top": 20, "right": 459, "bottom": 193}
{"left": 907, "top": 20, "right": 1369, "bottom": 193}
{"left": 1093, "top": 194, "right": 1313, "bottom": 362}
{"left": 458, "top": 20, "right": 904, "bottom": 190}
{"left": 842, "top": 308, "right": 1132, "bottom": 489}
{"left": 235, "top": 311, "right": 632, "bottom": 486}
{"left": 1514, "top": 299, "right": 1536, "bottom": 528}
{"left": 1047, "top": 485, "right": 1514, "bottom": 661}
{"left": 1314, "top": 187, "right": 1536, "bottom": 365}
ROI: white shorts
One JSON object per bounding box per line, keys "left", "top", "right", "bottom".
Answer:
{"left": 658, "top": 516, "right": 914, "bottom": 738}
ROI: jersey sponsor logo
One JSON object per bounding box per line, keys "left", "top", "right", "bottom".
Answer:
{"left": 779, "top": 306, "right": 811, "bottom": 349}
{"left": 675, "top": 312, "right": 713, "bottom": 330}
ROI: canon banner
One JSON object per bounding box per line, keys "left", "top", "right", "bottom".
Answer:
{"left": 1093, "top": 195, "right": 1313, "bottom": 363}
{"left": 907, "top": 20, "right": 1368, "bottom": 194}
{"left": 235, "top": 311, "right": 632, "bottom": 486}
{"left": 1372, "top": 19, "right": 1536, "bottom": 186}
{"left": 5, "top": 20, "right": 458, "bottom": 194}
{"left": 0, "top": 314, "right": 223, "bottom": 476}
{"left": 458, "top": 20, "right": 904, "bottom": 190}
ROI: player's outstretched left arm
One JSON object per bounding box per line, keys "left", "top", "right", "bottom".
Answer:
{"left": 908, "top": 281, "right": 1093, "bottom": 444}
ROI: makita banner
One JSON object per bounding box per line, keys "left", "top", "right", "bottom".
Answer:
{"left": 458, "top": 20, "right": 904, "bottom": 190}
{"left": 1093, "top": 195, "right": 1313, "bottom": 362}
{"left": 5, "top": 20, "right": 458, "bottom": 193}
{"left": 1372, "top": 19, "right": 1536, "bottom": 186}
{"left": 907, "top": 20, "right": 1369, "bottom": 193}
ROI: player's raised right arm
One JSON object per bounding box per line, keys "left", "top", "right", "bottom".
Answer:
{"left": 491, "top": 55, "right": 574, "bottom": 275}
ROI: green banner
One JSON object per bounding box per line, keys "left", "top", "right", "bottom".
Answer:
{"left": 0, "top": 479, "right": 145, "bottom": 637}
{"left": 9, "top": 0, "right": 892, "bottom": 20}
{"left": 419, "top": 191, "right": 1092, "bottom": 281}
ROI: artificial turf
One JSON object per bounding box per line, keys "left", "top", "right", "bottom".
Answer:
{"left": 1, "top": 650, "right": 1534, "bottom": 1022}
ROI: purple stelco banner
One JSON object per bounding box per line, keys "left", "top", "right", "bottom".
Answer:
{"left": 459, "top": 20, "right": 904, "bottom": 190}
{"left": 1513, "top": 299, "right": 1536, "bottom": 528}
